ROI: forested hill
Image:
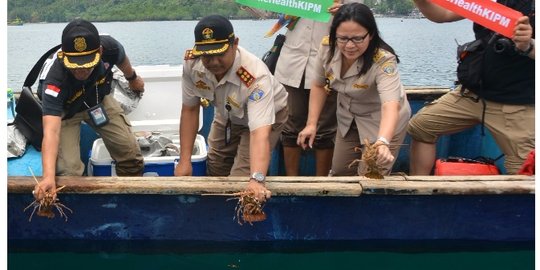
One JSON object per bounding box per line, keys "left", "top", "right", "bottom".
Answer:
{"left": 7, "top": 0, "right": 253, "bottom": 23}
{"left": 8, "top": 0, "right": 415, "bottom": 23}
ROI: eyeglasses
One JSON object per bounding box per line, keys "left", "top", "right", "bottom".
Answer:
{"left": 335, "top": 33, "right": 369, "bottom": 45}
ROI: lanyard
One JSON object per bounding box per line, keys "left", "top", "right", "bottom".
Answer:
{"left": 83, "top": 84, "right": 99, "bottom": 109}
{"left": 225, "top": 101, "right": 232, "bottom": 145}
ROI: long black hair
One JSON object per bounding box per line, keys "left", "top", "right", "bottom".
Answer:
{"left": 328, "top": 2, "right": 399, "bottom": 76}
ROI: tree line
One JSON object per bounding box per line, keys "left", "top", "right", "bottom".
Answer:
{"left": 8, "top": 0, "right": 416, "bottom": 23}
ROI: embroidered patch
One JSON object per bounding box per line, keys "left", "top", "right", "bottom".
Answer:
{"left": 353, "top": 83, "right": 369, "bottom": 89}
{"left": 381, "top": 61, "right": 397, "bottom": 76}
{"left": 45, "top": 84, "right": 60, "bottom": 98}
{"left": 195, "top": 80, "right": 211, "bottom": 90}
{"left": 249, "top": 89, "right": 264, "bottom": 102}
{"left": 236, "top": 67, "right": 255, "bottom": 87}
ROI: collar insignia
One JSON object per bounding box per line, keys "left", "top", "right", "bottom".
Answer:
{"left": 195, "top": 80, "right": 211, "bottom": 90}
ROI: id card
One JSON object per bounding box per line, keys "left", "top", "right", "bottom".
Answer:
{"left": 87, "top": 103, "right": 109, "bottom": 127}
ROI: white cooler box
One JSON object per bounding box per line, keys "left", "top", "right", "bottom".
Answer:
{"left": 88, "top": 65, "right": 207, "bottom": 176}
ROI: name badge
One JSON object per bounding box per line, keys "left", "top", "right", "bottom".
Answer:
{"left": 87, "top": 103, "right": 109, "bottom": 127}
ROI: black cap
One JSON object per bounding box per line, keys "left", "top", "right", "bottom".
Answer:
{"left": 60, "top": 19, "right": 101, "bottom": 69}
{"left": 192, "top": 15, "right": 235, "bottom": 56}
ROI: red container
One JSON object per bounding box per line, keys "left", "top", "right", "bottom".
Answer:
{"left": 434, "top": 158, "right": 500, "bottom": 176}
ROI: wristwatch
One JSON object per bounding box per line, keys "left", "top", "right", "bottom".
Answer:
{"left": 125, "top": 70, "right": 138, "bottom": 81}
{"left": 250, "top": 172, "right": 265, "bottom": 183}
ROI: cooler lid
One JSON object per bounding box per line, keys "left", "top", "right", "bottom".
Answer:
{"left": 126, "top": 65, "right": 203, "bottom": 133}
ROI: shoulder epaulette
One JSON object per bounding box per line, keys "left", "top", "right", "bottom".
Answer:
{"left": 184, "top": 49, "right": 195, "bottom": 60}
{"left": 321, "top": 36, "right": 330, "bottom": 46}
{"left": 372, "top": 48, "right": 385, "bottom": 63}
{"left": 236, "top": 66, "right": 255, "bottom": 87}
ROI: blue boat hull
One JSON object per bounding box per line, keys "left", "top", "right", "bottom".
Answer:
{"left": 8, "top": 192, "right": 534, "bottom": 245}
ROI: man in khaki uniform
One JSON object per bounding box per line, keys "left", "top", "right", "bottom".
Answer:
{"left": 175, "top": 15, "right": 288, "bottom": 201}
{"left": 275, "top": 0, "right": 362, "bottom": 176}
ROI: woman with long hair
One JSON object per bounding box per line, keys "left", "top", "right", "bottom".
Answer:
{"left": 297, "top": 3, "right": 411, "bottom": 176}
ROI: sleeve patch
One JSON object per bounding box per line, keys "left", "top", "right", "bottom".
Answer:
{"left": 248, "top": 89, "right": 265, "bottom": 102}
{"left": 45, "top": 84, "right": 61, "bottom": 97}
{"left": 381, "top": 61, "right": 397, "bottom": 76}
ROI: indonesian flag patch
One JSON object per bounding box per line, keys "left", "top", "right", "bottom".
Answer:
{"left": 45, "top": 84, "right": 60, "bottom": 97}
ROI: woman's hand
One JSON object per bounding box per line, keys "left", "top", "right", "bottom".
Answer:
{"left": 374, "top": 142, "right": 395, "bottom": 166}
{"left": 297, "top": 124, "right": 317, "bottom": 150}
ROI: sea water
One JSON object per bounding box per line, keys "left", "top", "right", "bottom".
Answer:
{"left": 8, "top": 249, "right": 534, "bottom": 270}
{"left": 8, "top": 18, "right": 474, "bottom": 89}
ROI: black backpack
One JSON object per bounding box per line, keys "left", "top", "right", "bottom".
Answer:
{"left": 13, "top": 44, "right": 61, "bottom": 151}
{"left": 262, "top": 34, "right": 286, "bottom": 74}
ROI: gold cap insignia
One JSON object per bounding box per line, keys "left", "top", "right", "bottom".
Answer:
{"left": 74, "top": 37, "right": 87, "bottom": 52}
{"left": 202, "top": 28, "right": 214, "bottom": 41}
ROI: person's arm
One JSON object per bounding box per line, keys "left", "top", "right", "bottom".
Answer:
{"left": 246, "top": 125, "right": 273, "bottom": 201}
{"left": 375, "top": 101, "right": 400, "bottom": 166}
{"left": 513, "top": 16, "right": 535, "bottom": 60}
{"left": 34, "top": 115, "right": 62, "bottom": 200}
{"left": 297, "top": 81, "right": 328, "bottom": 149}
{"left": 174, "top": 104, "right": 200, "bottom": 176}
{"left": 116, "top": 55, "right": 145, "bottom": 93}
{"left": 413, "top": 0, "right": 463, "bottom": 23}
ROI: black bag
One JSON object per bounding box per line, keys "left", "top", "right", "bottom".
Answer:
{"left": 14, "top": 87, "right": 44, "bottom": 151}
{"left": 12, "top": 44, "right": 61, "bottom": 151}
{"left": 456, "top": 39, "right": 485, "bottom": 92}
{"left": 262, "top": 34, "right": 286, "bottom": 74}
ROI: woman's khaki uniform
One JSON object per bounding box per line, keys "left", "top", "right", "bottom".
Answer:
{"left": 314, "top": 40, "right": 411, "bottom": 175}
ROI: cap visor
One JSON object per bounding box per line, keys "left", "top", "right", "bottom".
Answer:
{"left": 63, "top": 52, "right": 101, "bottom": 69}
{"left": 192, "top": 43, "right": 229, "bottom": 56}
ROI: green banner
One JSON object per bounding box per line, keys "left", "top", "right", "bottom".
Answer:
{"left": 236, "top": 0, "right": 334, "bottom": 22}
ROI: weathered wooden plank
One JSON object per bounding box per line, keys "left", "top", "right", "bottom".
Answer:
{"left": 7, "top": 176, "right": 362, "bottom": 196}
{"left": 8, "top": 175, "right": 534, "bottom": 196}
{"left": 360, "top": 180, "right": 535, "bottom": 195}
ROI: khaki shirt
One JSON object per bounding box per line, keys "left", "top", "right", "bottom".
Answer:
{"left": 314, "top": 44, "right": 411, "bottom": 140}
{"left": 183, "top": 46, "right": 288, "bottom": 131}
{"left": 274, "top": 0, "right": 361, "bottom": 89}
